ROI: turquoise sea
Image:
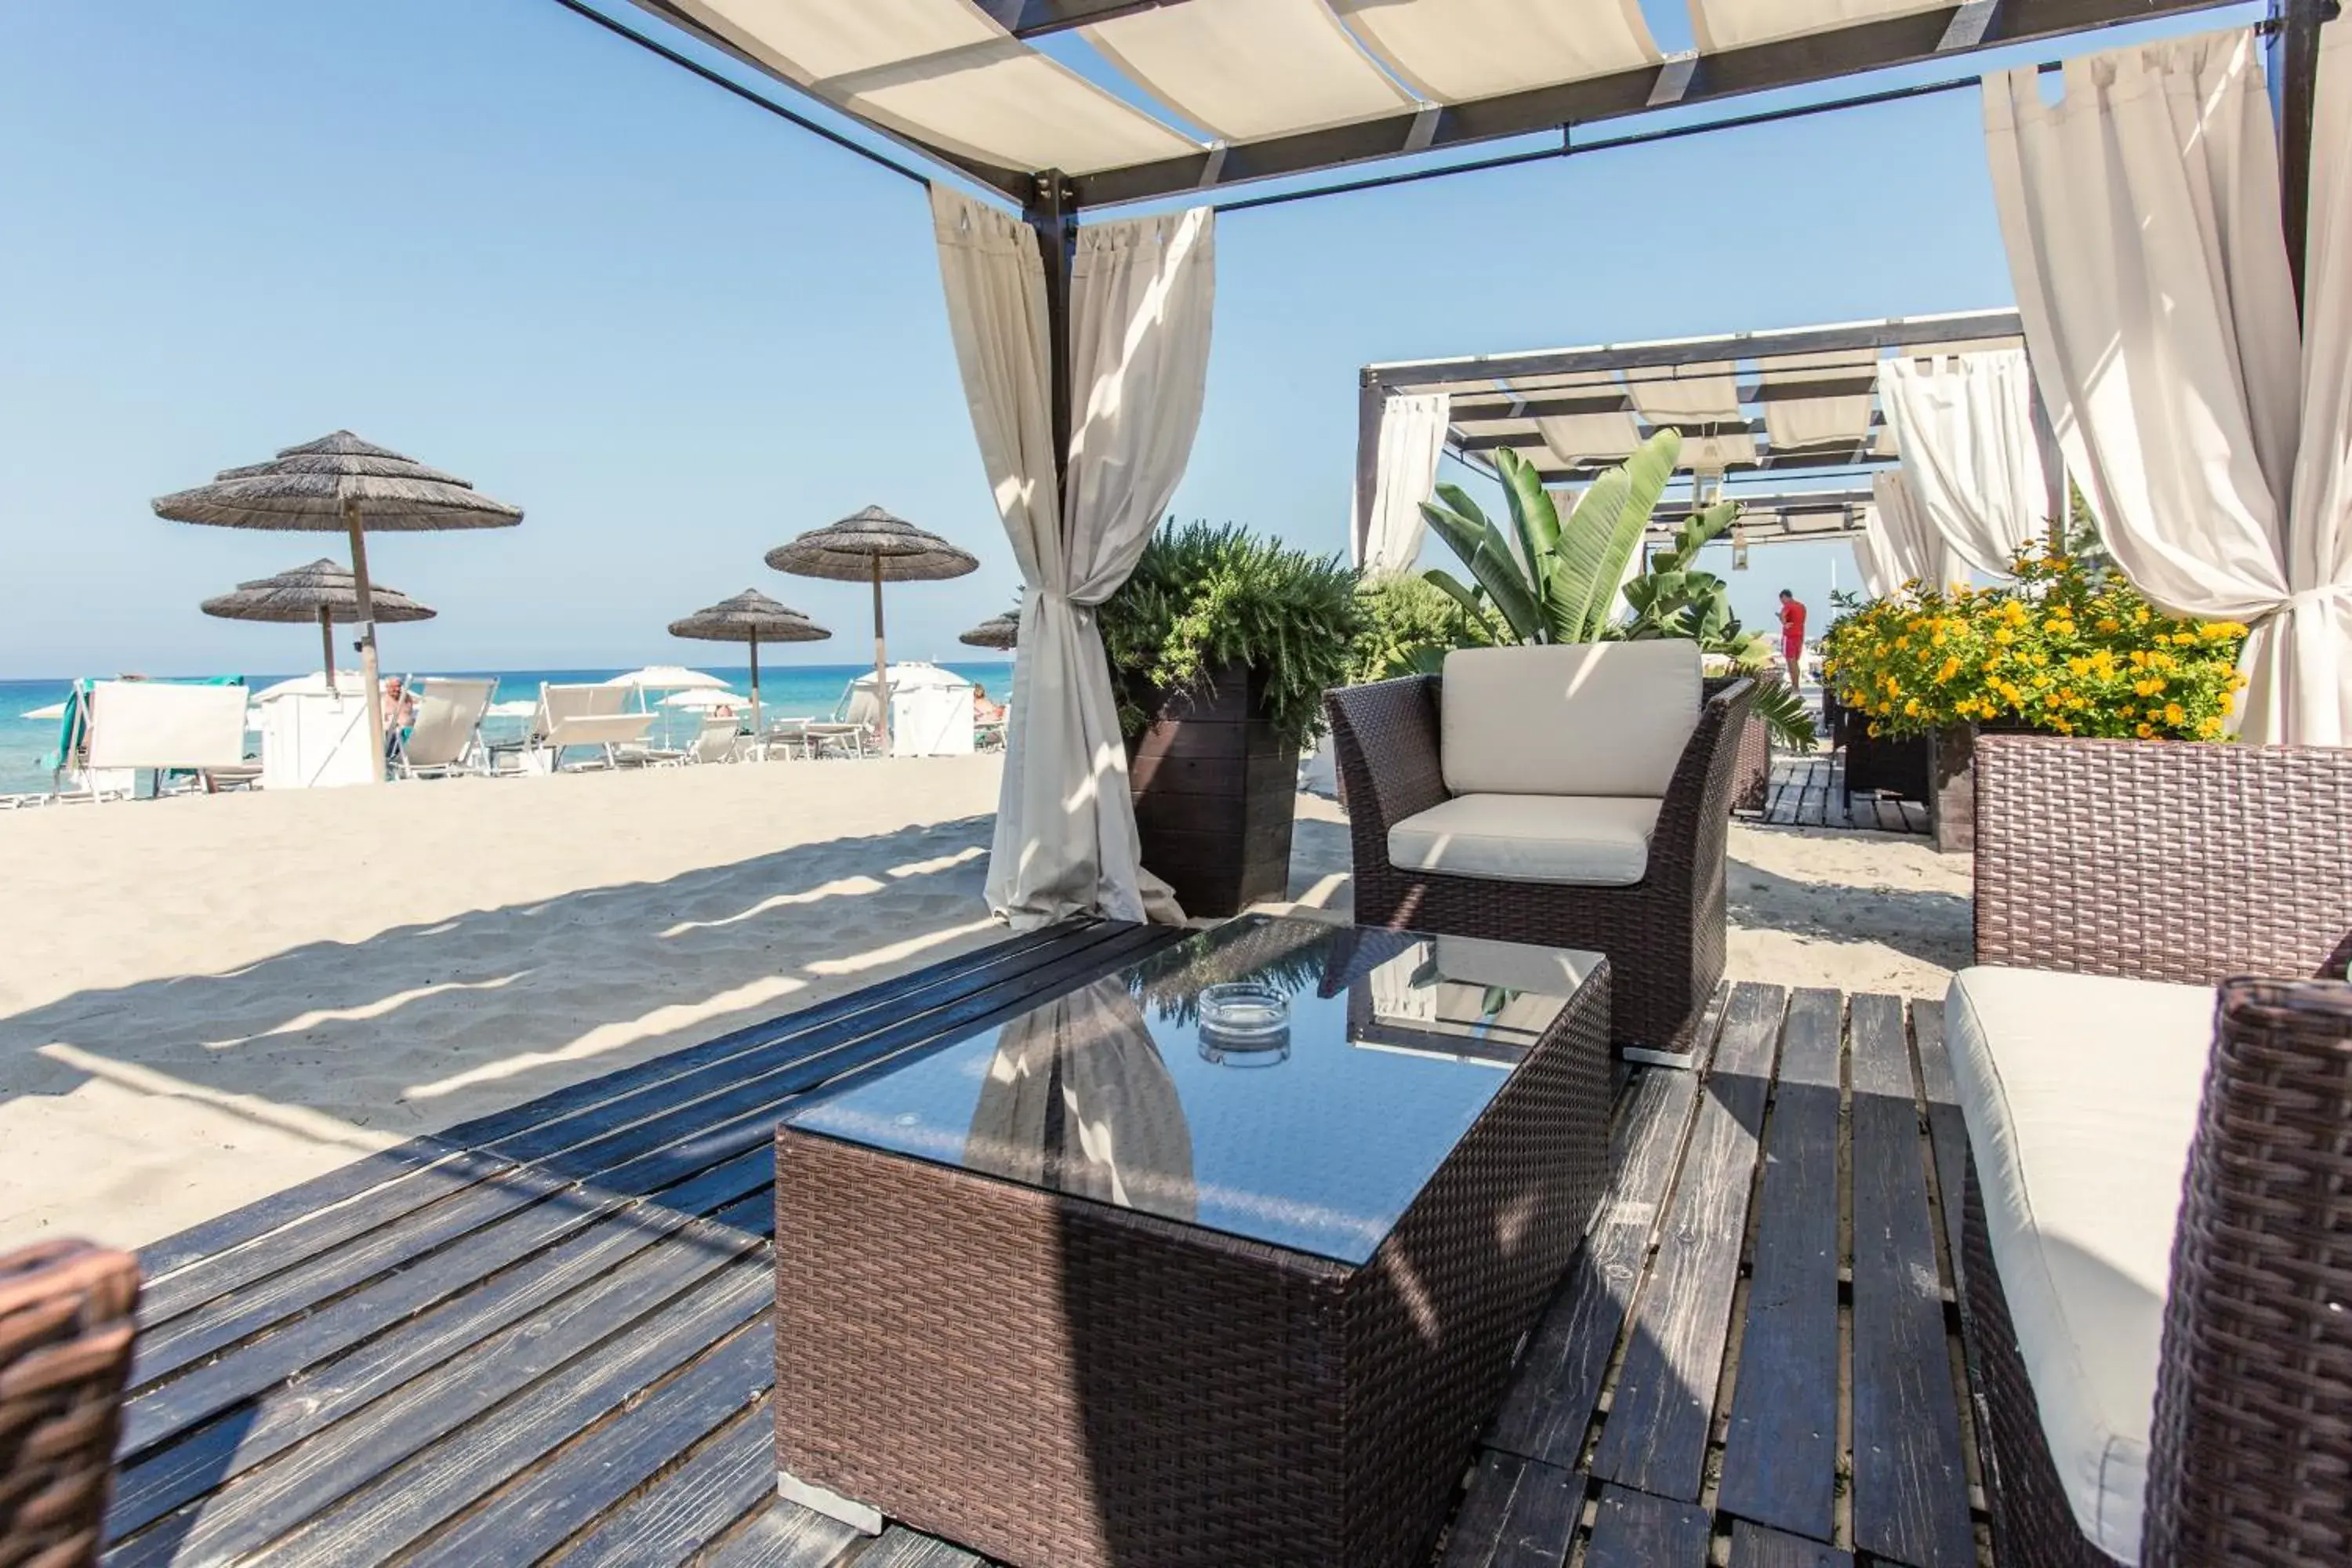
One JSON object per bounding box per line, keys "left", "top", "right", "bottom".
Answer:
{"left": 0, "top": 661, "right": 1014, "bottom": 799}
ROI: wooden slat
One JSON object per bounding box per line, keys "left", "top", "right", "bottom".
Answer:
{"left": 1439, "top": 1451, "right": 1582, "bottom": 1568}
{"left": 408, "top": 1321, "right": 771, "bottom": 1563}
{"left": 1898, "top": 800, "right": 1929, "bottom": 834}
{"left": 1797, "top": 767, "right": 1828, "bottom": 826}
{"left": 1729, "top": 1517, "right": 1855, "bottom": 1566}
{"left": 1910, "top": 1000, "right": 1969, "bottom": 1293}
{"left": 109, "top": 1194, "right": 775, "bottom": 1566}
{"left": 1848, "top": 995, "right": 1973, "bottom": 1568}
{"left": 548, "top": 1397, "right": 800, "bottom": 1567}
{"left": 700, "top": 1498, "right": 866, "bottom": 1568}
{"left": 241, "top": 1260, "right": 774, "bottom": 1564}
{"left": 847, "top": 1526, "right": 987, "bottom": 1567}
{"left": 1584, "top": 1485, "right": 1712, "bottom": 1568}
{"left": 135, "top": 920, "right": 1122, "bottom": 1317}
{"left": 1719, "top": 988, "right": 1844, "bottom": 1541}
{"left": 1483, "top": 988, "right": 1725, "bottom": 1468}
{"left": 1590, "top": 983, "right": 1783, "bottom": 1500}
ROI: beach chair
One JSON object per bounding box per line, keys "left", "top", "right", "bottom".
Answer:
{"left": 55, "top": 680, "right": 251, "bottom": 801}
{"left": 0, "top": 1240, "right": 141, "bottom": 1568}
{"left": 393, "top": 677, "right": 496, "bottom": 779}
{"left": 491, "top": 683, "right": 656, "bottom": 773}
{"left": 683, "top": 713, "right": 741, "bottom": 764}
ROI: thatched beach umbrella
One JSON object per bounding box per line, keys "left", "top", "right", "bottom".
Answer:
{"left": 959, "top": 611, "right": 1021, "bottom": 652}
{"left": 200, "top": 558, "right": 435, "bottom": 696}
{"left": 153, "top": 431, "right": 522, "bottom": 781}
{"left": 766, "top": 506, "right": 976, "bottom": 751}
{"left": 667, "top": 588, "right": 829, "bottom": 740}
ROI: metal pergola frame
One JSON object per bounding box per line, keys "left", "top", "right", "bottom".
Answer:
{"left": 568, "top": 0, "right": 2336, "bottom": 566}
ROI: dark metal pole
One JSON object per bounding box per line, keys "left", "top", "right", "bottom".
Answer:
{"left": 1023, "top": 170, "right": 1077, "bottom": 508}
{"left": 2276, "top": 0, "right": 2332, "bottom": 316}
{"left": 1353, "top": 373, "right": 1385, "bottom": 568}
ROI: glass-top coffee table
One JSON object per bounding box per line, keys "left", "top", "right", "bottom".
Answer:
{"left": 771, "top": 915, "right": 1612, "bottom": 1568}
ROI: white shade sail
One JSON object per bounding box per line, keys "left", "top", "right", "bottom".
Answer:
{"left": 1085, "top": 0, "right": 1416, "bottom": 142}
{"left": 1986, "top": 24, "right": 2350, "bottom": 746}
{"left": 1680, "top": 431, "right": 1761, "bottom": 472}
{"left": 1878, "top": 349, "right": 2048, "bottom": 579}
{"left": 1330, "top": 0, "right": 1661, "bottom": 102}
{"left": 661, "top": 0, "right": 1200, "bottom": 175}
{"left": 1690, "top": 0, "right": 1955, "bottom": 54}
{"left": 1628, "top": 364, "right": 1743, "bottom": 424}
{"left": 1538, "top": 409, "right": 1645, "bottom": 466}
{"left": 1356, "top": 392, "right": 1450, "bottom": 571}
{"left": 1760, "top": 351, "right": 1878, "bottom": 452}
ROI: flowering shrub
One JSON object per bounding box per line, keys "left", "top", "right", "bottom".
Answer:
{"left": 1820, "top": 550, "right": 2249, "bottom": 741}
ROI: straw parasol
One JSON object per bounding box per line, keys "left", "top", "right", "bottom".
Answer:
{"left": 200, "top": 559, "right": 435, "bottom": 696}
{"left": 766, "top": 506, "right": 977, "bottom": 751}
{"left": 959, "top": 611, "right": 1022, "bottom": 652}
{"left": 667, "top": 588, "right": 830, "bottom": 740}
{"left": 153, "top": 431, "right": 522, "bottom": 781}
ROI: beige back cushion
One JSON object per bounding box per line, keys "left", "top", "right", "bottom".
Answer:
{"left": 1440, "top": 641, "right": 1701, "bottom": 798}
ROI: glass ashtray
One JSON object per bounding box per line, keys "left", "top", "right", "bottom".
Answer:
{"left": 1199, "top": 982, "right": 1290, "bottom": 1065}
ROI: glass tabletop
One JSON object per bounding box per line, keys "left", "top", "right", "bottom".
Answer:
{"left": 783, "top": 915, "right": 1603, "bottom": 1265}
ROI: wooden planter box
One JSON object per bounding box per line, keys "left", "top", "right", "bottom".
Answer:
{"left": 1127, "top": 664, "right": 1300, "bottom": 919}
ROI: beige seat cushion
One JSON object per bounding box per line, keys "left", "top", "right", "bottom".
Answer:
{"left": 1944, "top": 965, "right": 2216, "bottom": 1563}
{"left": 1387, "top": 794, "right": 1659, "bottom": 887}
{"left": 1440, "top": 642, "right": 1700, "bottom": 798}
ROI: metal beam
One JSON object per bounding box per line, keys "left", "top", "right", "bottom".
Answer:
{"left": 1494, "top": 444, "right": 1904, "bottom": 480}
{"left": 1449, "top": 375, "right": 1890, "bottom": 422}
{"left": 982, "top": 0, "right": 1199, "bottom": 36}
{"left": 1068, "top": 0, "right": 2241, "bottom": 206}
{"left": 1457, "top": 416, "right": 1889, "bottom": 451}
{"left": 2276, "top": 0, "right": 2335, "bottom": 314}
{"left": 1372, "top": 311, "right": 2023, "bottom": 394}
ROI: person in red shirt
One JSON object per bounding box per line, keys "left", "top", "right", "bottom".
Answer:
{"left": 1777, "top": 589, "right": 1808, "bottom": 691}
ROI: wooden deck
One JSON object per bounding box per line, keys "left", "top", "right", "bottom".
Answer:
{"left": 106, "top": 921, "right": 1986, "bottom": 1567}
{"left": 1759, "top": 753, "right": 1929, "bottom": 835}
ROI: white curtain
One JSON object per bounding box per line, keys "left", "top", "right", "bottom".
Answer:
{"left": 931, "top": 185, "right": 1215, "bottom": 927}
{"left": 1878, "top": 350, "right": 2050, "bottom": 578}
{"left": 1852, "top": 507, "right": 1906, "bottom": 599}
{"left": 1871, "top": 470, "right": 1968, "bottom": 591}
{"left": 1985, "top": 25, "right": 2352, "bottom": 744}
{"left": 1354, "top": 392, "right": 1450, "bottom": 571}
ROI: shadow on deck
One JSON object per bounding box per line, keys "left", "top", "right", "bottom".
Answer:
{"left": 102, "top": 923, "right": 1986, "bottom": 1567}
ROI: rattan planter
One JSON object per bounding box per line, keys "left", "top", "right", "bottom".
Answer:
{"left": 1127, "top": 663, "right": 1299, "bottom": 917}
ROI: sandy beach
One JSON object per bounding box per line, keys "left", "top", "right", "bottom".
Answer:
{"left": 0, "top": 761, "right": 1970, "bottom": 1254}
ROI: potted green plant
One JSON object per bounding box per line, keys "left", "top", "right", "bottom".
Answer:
{"left": 1101, "top": 521, "right": 1363, "bottom": 917}
{"left": 1820, "top": 546, "right": 2250, "bottom": 851}
{"left": 1410, "top": 433, "right": 1818, "bottom": 751}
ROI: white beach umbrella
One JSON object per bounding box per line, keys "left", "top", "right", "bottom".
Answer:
{"left": 660, "top": 687, "right": 743, "bottom": 710}
{"left": 486, "top": 699, "right": 538, "bottom": 719}
{"left": 20, "top": 702, "right": 66, "bottom": 720}
{"left": 604, "top": 666, "right": 723, "bottom": 691}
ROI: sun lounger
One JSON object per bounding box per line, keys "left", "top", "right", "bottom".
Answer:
{"left": 489, "top": 683, "right": 656, "bottom": 772}
{"left": 55, "top": 680, "right": 251, "bottom": 801}
{"left": 394, "top": 677, "right": 497, "bottom": 779}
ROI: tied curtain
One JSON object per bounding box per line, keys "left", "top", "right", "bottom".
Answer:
{"left": 1851, "top": 507, "right": 1907, "bottom": 600}
{"left": 1871, "top": 470, "right": 1969, "bottom": 592}
{"left": 1984, "top": 24, "right": 2352, "bottom": 744}
{"left": 931, "top": 185, "right": 1215, "bottom": 926}
{"left": 1354, "top": 392, "right": 1450, "bottom": 571}
{"left": 1878, "top": 349, "right": 2050, "bottom": 579}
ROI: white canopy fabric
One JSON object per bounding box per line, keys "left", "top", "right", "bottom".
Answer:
{"left": 1760, "top": 351, "right": 1878, "bottom": 452}
{"left": 1538, "top": 409, "right": 1645, "bottom": 466}
{"left": 1690, "top": 0, "right": 1954, "bottom": 54}
{"left": 1986, "top": 24, "right": 2351, "bottom": 745}
{"left": 932, "top": 185, "right": 1213, "bottom": 927}
{"left": 1329, "top": 0, "right": 1660, "bottom": 102}
{"left": 1085, "top": 0, "right": 1416, "bottom": 142}
{"left": 1878, "top": 349, "right": 2049, "bottom": 579}
{"left": 1872, "top": 470, "right": 1966, "bottom": 590}
{"left": 1852, "top": 507, "right": 1907, "bottom": 598}
{"left": 1628, "top": 364, "right": 1743, "bottom": 424}
{"left": 1679, "top": 431, "right": 1760, "bottom": 473}
{"left": 662, "top": 0, "right": 1200, "bottom": 176}
{"left": 1356, "top": 392, "right": 1450, "bottom": 570}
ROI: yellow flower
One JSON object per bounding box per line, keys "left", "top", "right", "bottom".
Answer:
{"left": 2164, "top": 702, "right": 2186, "bottom": 725}
{"left": 1904, "top": 699, "right": 1922, "bottom": 717}
{"left": 2198, "top": 717, "right": 2223, "bottom": 738}
{"left": 2097, "top": 617, "right": 2122, "bottom": 633}
{"left": 2222, "top": 693, "right": 2237, "bottom": 715}
{"left": 2136, "top": 722, "right": 2155, "bottom": 739}
{"left": 1936, "top": 656, "right": 1962, "bottom": 683}
{"left": 1994, "top": 628, "right": 2015, "bottom": 644}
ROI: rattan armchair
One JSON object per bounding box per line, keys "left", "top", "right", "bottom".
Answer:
{"left": 1326, "top": 670, "right": 1754, "bottom": 1056}
{"left": 0, "top": 1240, "right": 140, "bottom": 1568}
{"left": 1962, "top": 734, "right": 2352, "bottom": 1567}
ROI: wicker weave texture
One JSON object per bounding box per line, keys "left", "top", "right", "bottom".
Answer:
{"left": 1960, "top": 1167, "right": 2116, "bottom": 1566}
{"left": 1704, "top": 675, "right": 1771, "bottom": 815}
{"left": 2143, "top": 978, "right": 2352, "bottom": 1568}
{"left": 1326, "top": 673, "right": 1751, "bottom": 1054}
{"left": 0, "top": 1241, "right": 140, "bottom": 1568}
{"left": 773, "top": 967, "right": 1613, "bottom": 1568}
{"left": 1973, "top": 735, "right": 2352, "bottom": 984}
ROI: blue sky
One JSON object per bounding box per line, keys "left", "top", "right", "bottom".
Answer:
{"left": 0, "top": 1, "right": 2259, "bottom": 677}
